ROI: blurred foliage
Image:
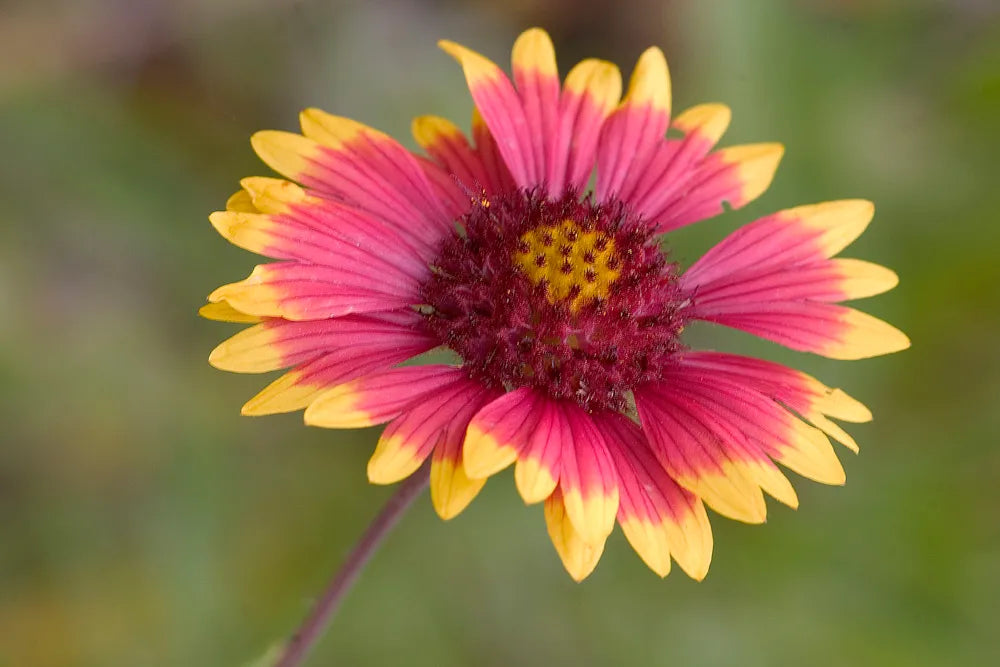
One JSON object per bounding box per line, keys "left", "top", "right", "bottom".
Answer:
{"left": 1, "top": 0, "right": 998, "bottom": 665}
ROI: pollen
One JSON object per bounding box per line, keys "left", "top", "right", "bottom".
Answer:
{"left": 514, "top": 220, "right": 619, "bottom": 311}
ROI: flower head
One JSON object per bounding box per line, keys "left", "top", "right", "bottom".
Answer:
{"left": 203, "top": 28, "right": 908, "bottom": 581}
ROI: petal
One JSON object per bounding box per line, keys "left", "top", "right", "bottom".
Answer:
{"left": 470, "top": 108, "right": 517, "bottom": 194}
{"left": 429, "top": 383, "right": 500, "bottom": 519}
{"left": 686, "top": 260, "right": 898, "bottom": 311}
{"left": 226, "top": 189, "right": 258, "bottom": 213}
{"left": 683, "top": 200, "right": 877, "bottom": 286}
{"left": 439, "top": 38, "right": 538, "bottom": 188}
{"left": 463, "top": 388, "right": 546, "bottom": 479}
{"left": 231, "top": 177, "right": 436, "bottom": 271}
{"left": 557, "top": 403, "right": 620, "bottom": 545}
{"left": 304, "top": 365, "right": 465, "bottom": 428}
{"left": 664, "top": 364, "right": 847, "bottom": 486}
{"left": 198, "top": 301, "right": 262, "bottom": 323}
{"left": 598, "top": 414, "right": 713, "bottom": 580}
{"left": 647, "top": 143, "right": 784, "bottom": 232}
{"left": 209, "top": 209, "right": 427, "bottom": 289}
{"left": 250, "top": 113, "right": 448, "bottom": 250}
{"left": 679, "top": 351, "right": 871, "bottom": 452}
{"left": 691, "top": 301, "right": 910, "bottom": 360}
{"left": 208, "top": 262, "right": 418, "bottom": 321}
{"left": 511, "top": 28, "right": 560, "bottom": 187}
{"left": 544, "top": 487, "right": 606, "bottom": 582}
{"left": 682, "top": 200, "right": 909, "bottom": 359}
{"left": 635, "top": 386, "right": 767, "bottom": 524}
{"left": 412, "top": 115, "right": 491, "bottom": 193}
{"left": 595, "top": 47, "right": 671, "bottom": 202}
{"left": 431, "top": 444, "right": 487, "bottom": 520}
{"left": 369, "top": 380, "right": 486, "bottom": 484}
{"left": 209, "top": 311, "right": 430, "bottom": 374}
{"left": 554, "top": 58, "right": 622, "bottom": 193}
{"left": 240, "top": 341, "right": 433, "bottom": 416}
{"left": 616, "top": 103, "right": 731, "bottom": 215}
{"left": 513, "top": 398, "right": 562, "bottom": 504}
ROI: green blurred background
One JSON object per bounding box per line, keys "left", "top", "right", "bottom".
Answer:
{"left": 2, "top": 0, "right": 998, "bottom": 665}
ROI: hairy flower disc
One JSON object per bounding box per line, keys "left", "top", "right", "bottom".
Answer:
{"left": 420, "top": 189, "right": 686, "bottom": 412}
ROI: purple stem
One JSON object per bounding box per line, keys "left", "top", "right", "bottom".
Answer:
{"left": 275, "top": 463, "right": 430, "bottom": 667}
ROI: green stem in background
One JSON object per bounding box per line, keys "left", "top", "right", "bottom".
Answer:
{"left": 275, "top": 463, "right": 431, "bottom": 667}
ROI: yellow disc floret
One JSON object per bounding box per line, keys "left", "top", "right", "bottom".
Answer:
{"left": 514, "top": 220, "right": 619, "bottom": 311}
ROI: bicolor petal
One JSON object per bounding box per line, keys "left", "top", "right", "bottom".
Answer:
{"left": 679, "top": 351, "right": 871, "bottom": 452}
{"left": 649, "top": 142, "right": 783, "bottom": 232}
{"left": 599, "top": 414, "right": 713, "bottom": 580}
{"left": 464, "top": 388, "right": 546, "bottom": 479}
{"left": 209, "top": 310, "right": 431, "bottom": 374}
{"left": 513, "top": 398, "right": 562, "bottom": 504}
{"left": 556, "top": 403, "right": 619, "bottom": 545}
{"left": 251, "top": 111, "right": 449, "bottom": 251}
{"left": 208, "top": 261, "right": 418, "bottom": 321}
{"left": 439, "top": 37, "right": 539, "bottom": 188}
{"left": 511, "top": 28, "right": 560, "bottom": 187}
{"left": 239, "top": 341, "right": 434, "bottom": 416}
{"left": 635, "top": 386, "right": 768, "bottom": 523}
{"left": 595, "top": 47, "right": 671, "bottom": 201}
{"left": 368, "top": 380, "right": 489, "bottom": 485}
{"left": 429, "top": 382, "right": 500, "bottom": 519}
{"left": 682, "top": 201, "right": 909, "bottom": 359}
{"left": 544, "top": 487, "right": 607, "bottom": 582}
{"left": 304, "top": 365, "right": 466, "bottom": 428}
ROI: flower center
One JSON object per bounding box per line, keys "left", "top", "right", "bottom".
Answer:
{"left": 420, "top": 189, "right": 687, "bottom": 412}
{"left": 514, "top": 219, "right": 619, "bottom": 312}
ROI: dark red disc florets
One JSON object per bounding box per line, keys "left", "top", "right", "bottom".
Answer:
{"left": 419, "top": 188, "right": 687, "bottom": 412}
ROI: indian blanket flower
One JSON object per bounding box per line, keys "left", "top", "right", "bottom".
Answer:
{"left": 203, "top": 28, "right": 908, "bottom": 582}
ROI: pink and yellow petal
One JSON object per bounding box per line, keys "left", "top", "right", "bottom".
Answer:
{"left": 636, "top": 388, "right": 768, "bottom": 524}
{"left": 555, "top": 58, "right": 622, "bottom": 191}
{"left": 544, "top": 488, "right": 607, "bottom": 582}
{"left": 595, "top": 47, "right": 672, "bottom": 201}
{"left": 208, "top": 262, "right": 418, "bottom": 321}
{"left": 429, "top": 384, "right": 499, "bottom": 519}
{"left": 251, "top": 114, "right": 448, "bottom": 250}
{"left": 696, "top": 302, "right": 909, "bottom": 360}
{"left": 368, "top": 383, "right": 469, "bottom": 484}
{"left": 370, "top": 380, "right": 497, "bottom": 487}
{"left": 672, "top": 103, "right": 732, "bottom": 147}
{"left": 679, "top": 351, "right": 870, "bottom": 454}
{"left": 558, "top": 404, "right": 619, "bottom": 545}
{"left": 650, "top": 142, "right": 784, "bottom": 232}
{"left": 304, "top": 365, "right": 466, "bottom": 429}
{"left": 511, "top": 28, "right": 559, "bottom": 183}
{"left": 600, "top": 414, "right": 714, "bottom": 579}
{"left": 411, "top": 115, "right": 490, "bottom": 191}
{"left": 240, "top": 341, "right": 433, "bottom": 416}
{"left": 439, "top": 38, "right": 538, "bottom": 187}
{"left": 616, "top": 103, "right": 731, "bottom": 211}
{"left": 682, "top": 200, "right": 880, "bottom": 287}
{"left": 667, "top": 367, "right": 847, "bottom": 486}
{"left": 513, "top": 399, "right": 562, "bottom": 503}
{"left": 785, "top": 199, "right": 876, "bottom": 258}
{"left": 463, "top": 388, "right": 545, "bottom": 479}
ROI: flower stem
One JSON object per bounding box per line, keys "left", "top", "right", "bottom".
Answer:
{"left": 275, "top": 463, "right": 430, "bottom": 667}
